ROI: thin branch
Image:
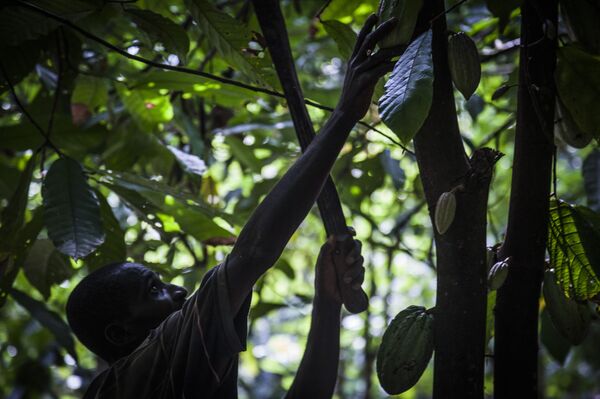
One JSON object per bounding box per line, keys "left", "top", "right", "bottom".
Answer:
{"left": 430, "top": 0, "right": 468, "bottom": 24}
{"left": 16, "top": 0, "right": 411, "bottom": 153}
{"left": 0, "top": 62, "right": 62, "bottom": 156}
{"left": 477, "top": 117, "right": 516, "bottom": 147}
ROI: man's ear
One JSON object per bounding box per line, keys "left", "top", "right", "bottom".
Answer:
{"left": 104, "top": 322, "right": 137, "bottom": 346}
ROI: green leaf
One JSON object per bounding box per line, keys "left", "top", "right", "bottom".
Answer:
{"left": 560, "top": 0, "right": 600, "bottom": 54}
{"left": 0, "top": 155, "right": 37, "bottom": 251}
{"left": 71, "top": 75, "right": 109, "bottom": 110}
{"left": 540, "top": 308, "right": 572, "bottom": 365}
{"left": 23, "top": 239, "right": 74, "bottom": 299}
{"left": 167, "top": 146, "right": 207, "bottom": 176}
{"left": 583, "top": 150, "right": 600, "bottom": 212}
{"left": 556, "top": 45, "right": 600, "bottom": 139}
{"left": 116, "top": 86, "right": 174, "bottom": 131}
{"left": 250, "top": 301, "right": 287, "bottom": 319}
{"left": 126, "top": 8, "right": 190, "bottom": 61}
{"left": 548, "top": 200, "right": 600, "bottom": 300}
{"left": 42, "top": 158, "right": 105, "bottom": 259}
{"left": 96, "top": 170, "right": 238, "bottom": 241}
{"left": 0, "top": 39, "right": 43, "bottom": 93}
{"left": 185, "top": 0, "right": 277, "bottom": 88}
{"left": 485, "top": 291, "right": 496, "bottom": 345}
{"left": 322, "top": 20, "right": 356, "bottom": 60}
{"left": 10, "top": 288, "right": 78, "bottom": 362}
{"left": 485, "top": 0, "right": 519, "bottom": 32}
{"left": 225, "top": 136, "right": 263, "bottom": 174}
{"left": 84, "top": 191, "right": 126, "bottom": 271}
{"left": 320, "top": 0, "right": 366, "bottom": 21}
{"left": 379, "top": 149, "right": 405, "bottom": 190}
{"left": 378, "top": 30, "right": 433, "bottom": 144}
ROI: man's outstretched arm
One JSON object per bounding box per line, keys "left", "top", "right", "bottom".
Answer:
{"left": 286, "top": 235, "right": 364, "bottom": 399}
{"left": 226, "top": 15, "right": 399, "bottom": 313}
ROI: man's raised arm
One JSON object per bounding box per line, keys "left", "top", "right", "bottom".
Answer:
{"left": 226, "top": 15, "right": 400, "bottom": 313}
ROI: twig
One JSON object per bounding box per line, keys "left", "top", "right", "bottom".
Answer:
{"left": 430, "top": 0, "right": 469, "bottom": 24}
{"left": 477, "top": 117, "right": 515, "bottom": 147}
{"left": 16, "top": 0, "right": 411, "bottom": 153}
{"left": 0, "top": 62, "right": 62, "bottom": 156}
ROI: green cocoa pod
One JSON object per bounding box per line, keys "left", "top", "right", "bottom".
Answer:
{"left": 434, "top": 191, "right": 456, "bottom": 235}
{"left": 377, "top": 0, "right": 424, "bottom": 48}
{"left": 376, "top": 306, "right": 434, "bottom": 395}
{"left": 448, "top": 32, "right": 481, "bottom": 100}
{"left": 555, "top": 98, "right": 592, "bottom": 149}
{"left": 543, "top": 270, "right": 591, "bottom": 345}
{"left": 488, "top": 257, "right": 510, "bottom": 290}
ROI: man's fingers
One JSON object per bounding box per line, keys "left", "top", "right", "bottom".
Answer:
{"left": 343, "top": 265, "right": 365, "bottom": 288}
{"left": 358, "top": 45, "right": 404, "bottom": 70}
{"left": 345, "top": 240, "right": 363, "bottom": 264}
{"left": 352, "top": 14, "right": 378, "bottom": 58}
{"left": 356, "top": 17, "right": 398, "bottom": 63}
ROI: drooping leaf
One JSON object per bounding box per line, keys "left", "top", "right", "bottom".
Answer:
{"left": 126, "top": 8, "right": 190, "bottom": 61}
{"left": 582, "top": 150, "right": 600, "bottom": 212}
{"left": 250, "top": 302, "right": 287, "bottom": 319}
{"left": 378, "top": 30, "right": 433, "bottom": 144}
{"left": 84, "top": 191, "right": 126, "bottom": 271}
{"left": 379, "top": 149, "right": 405, "bottom": 190}
{"left": 322, "top": 20, "right": 356, "bottom": 60}
{"left": 548, "top": 200, "right": 600, "bottom": 300}
{"left": 540, "top": 308, "right": 572, "bottom": 365}
{"left": 23, "top": 239, "right": 74, "bottom": 299}
{"left": 167, "top": 145, "right": 207, "bottom": 176}
{"left": 0, "top": 154, "right": 37, "bottom": 251}
{"left": 10, "top": 288, "right": 78, "bottom": 362}
{"left": 556, "top": 45, "right": 600, "bottom": 139}
{"left": 42, "top": 158, "right": 105, "bottom": 259}
{"left": 185, "top": 0, "right": 277, "bottom": 88}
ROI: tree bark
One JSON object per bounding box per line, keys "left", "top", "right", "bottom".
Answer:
{"left": 252, "top": 0, "right": 369, "bottom": 313}
{"left": 413, "top": 2, "right": 499, "bottom": 397}
{"left": 494, "top": 1, "right": 557, "bottom": 397}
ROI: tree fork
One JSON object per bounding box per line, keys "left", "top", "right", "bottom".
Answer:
{"left": 413, "top": 1, "right": 499, "bottom": 397}
{"left": 494, "top": 1, "right": 557, "bottom": 397}
{"left": 252, "top": 0, "right": 368, "bottom": 313}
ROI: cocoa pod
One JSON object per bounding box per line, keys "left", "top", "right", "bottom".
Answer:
{"left": 448, "top": 32, "right": 481, "bottom": 100}
{"left": 434, "top": 191, "right": 456, "bottom": 235}
{"left": 543, "top": 270, "right": 591, "bottom": 345}
{"left": 376, "top": 305, "right": 434, "bottom": 395}
{"left": 377, "top": 0, "right": 423, "bottom": 48}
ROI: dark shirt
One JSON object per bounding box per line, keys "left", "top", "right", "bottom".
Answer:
{"left": 84, "top": 262, "right": 251, "bottom": 398}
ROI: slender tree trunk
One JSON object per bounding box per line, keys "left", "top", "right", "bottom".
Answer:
{"left": 494, "top": 1, "right": 557, "bottom": 397}
{"left": 413, "top": 2, "right": 499, "bottom": 397}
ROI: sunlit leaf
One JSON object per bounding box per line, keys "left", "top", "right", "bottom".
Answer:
{"left": 43, "top": 158, "right": 105, "bottom": 259}
{"left": 322, "top": 20, "right": 356, "bottom": 60}
{"left": 167, "top": 145, "right": 207, "bottom": 176}
{"left": 378, "top": 30, "right": 433, "bottom": 144}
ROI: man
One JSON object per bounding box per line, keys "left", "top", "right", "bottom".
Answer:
{"left": 66, "top": 14, "right": 399, "bottom": 398}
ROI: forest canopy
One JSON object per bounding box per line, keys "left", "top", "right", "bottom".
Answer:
{"left": 1, "top": 0, "right": 600, "bottom": 397}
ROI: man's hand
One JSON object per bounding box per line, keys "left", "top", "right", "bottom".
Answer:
{"left": 315, "top": 233, "right": 365, "bottom": 305}
{"left": 337, "top": 14, "right": 404, "bottom": 120}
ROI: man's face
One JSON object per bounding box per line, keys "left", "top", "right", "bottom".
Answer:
{"left": 119, "top": 264, "right": 188, "bottom": 333}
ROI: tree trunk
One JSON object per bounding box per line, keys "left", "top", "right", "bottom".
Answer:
{"left": 413, "top": 2, "right": 499, "bottom": 397}
{"left": 494, "top": 1, "right": 557, "bottom": 397}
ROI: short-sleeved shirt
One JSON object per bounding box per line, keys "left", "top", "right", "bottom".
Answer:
{"left": 83, "top": 262, "right": 251, "bottom": 398}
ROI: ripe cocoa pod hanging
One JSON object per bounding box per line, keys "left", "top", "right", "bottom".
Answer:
{"left": 377, "top": 0, "right": 423, "bottom": 48}
{"left": 376, "top": 306, "right": 434, "bottom": 395}
{"left": 434, "top": 191, "right": 456, "bottom": 235}
{"left": 555, "top": 98, "right": 592, "bottom": 149}
{"left": 543, "top": 270, "right": 591, "bottom": 345}
{"left": 487, "top": 257, "right": 510, "bottom": 290}
{"left": 447, "top": 32, "right": 481, "bottom": 100}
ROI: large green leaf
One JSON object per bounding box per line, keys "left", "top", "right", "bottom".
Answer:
{"left": 10, "top": 288, "right": 78, "bottom": 362}
{"left": 126, "top": 8, "right": 190, "bottom": 61}
{"left": 71, "top": 75, "right": 109, "bottom": 110}
{"left": 185, "top": 0, "right": 277, "bottom": 88}
{"left": 116, "top": 86, "right": 174, "bottom": 131}
{"left": 378, "top": 30, "right": 433, "bottom": 144}
{"left": 84, "top": 191, "right": 126, "bottom": 271}
{"left": 42, "top": 158, "right": 105, "bottom": 259}
{"left": 548, "top": 200, "right": 600, "bottom": 300}
{"left": 582, "top": 149, "right": 600, "bottom": 212}
{"left": 23, "top": 239, "right": 74, "bottom": 299}
{"left": 321, "top": 20, "right": 356, "bottom": 60}
{"left": 556, "top": 46, "right": 600, "bottom": 139}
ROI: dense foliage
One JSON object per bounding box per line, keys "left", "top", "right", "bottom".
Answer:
{"left": 1, "top": 0, "right": 599, "bottom": 397}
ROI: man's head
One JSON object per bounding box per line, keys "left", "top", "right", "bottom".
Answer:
{"left": 66, "top": 262, "right": 187, "bottom": 363}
